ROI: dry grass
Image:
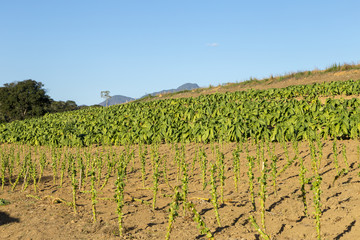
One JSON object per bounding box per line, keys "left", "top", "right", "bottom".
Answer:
{"left": 134, "top": 62, "right": 360, "bottom": 102}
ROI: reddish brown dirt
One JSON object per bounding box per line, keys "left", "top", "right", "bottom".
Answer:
{"left": 148, "top": 69, "right": 360, "bottom": 101}
{"left": 1, "top": 140, "right": 360, "bottom": 239}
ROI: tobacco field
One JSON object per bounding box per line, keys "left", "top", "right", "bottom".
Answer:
{"left": 1, "top": 79, "right": 360, "bottom": 239}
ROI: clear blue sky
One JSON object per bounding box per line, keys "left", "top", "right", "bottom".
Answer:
{"left": 1, "top": 1, "right": 359, "bottom": 105}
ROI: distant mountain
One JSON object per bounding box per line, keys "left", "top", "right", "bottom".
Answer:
{"left": 98, "top": 83, "right": 199, "bottom": 106}
{"left": 99, "top": 95, "right": 134, "bottom": 106}
{"left": 141, "top": 83, "right": 200, "bottom": 98}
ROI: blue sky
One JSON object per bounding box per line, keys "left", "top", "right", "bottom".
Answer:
{"left": 1, "top": 1, "right": 359, "bottom": 105}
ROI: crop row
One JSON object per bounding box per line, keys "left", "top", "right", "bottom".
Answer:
{"left": 1, "top": 80, "right": 360, "bottom": 147}
{"left": 1, "top": 137, "right": 358, "bottom": 239}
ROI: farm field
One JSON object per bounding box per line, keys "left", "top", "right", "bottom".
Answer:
{"left": 2, "top": 77, "right": 360, "bottom": 239}
{"left": 1, "top": 140, "right": 360, "bottom": 239}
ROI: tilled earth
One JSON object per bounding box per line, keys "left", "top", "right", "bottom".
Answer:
{"left": 1, "top": 140, "right": 360, "bottom": 239}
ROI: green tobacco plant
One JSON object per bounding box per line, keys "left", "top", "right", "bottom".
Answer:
{"left": 342, "top": 144, "right": 349, "bottom": 172}
{"left": 309, "top": 140, "right": 318, "bottom": 174}
{"left": 333, "top": 139, "right": 339, "bottom": 175}
{"left": 59, "top": 158, "right": 66, "bottom": 187}
{"left": 38, "top": 152, "right": 47, "bottom": 184}
{"left": 173, "top": 144, "right": 181, "bottom": 182}
{"left": 1, "top": 152, "right": 8, "bottom": 190}
{"left": 315, "top": 134, "right": 323, "bottom": 167}
{"left": 278, "top": 140, "right": 297, "bottom": 176}
{"left": 0, "top": 198, "right": 10, "bottom": 206}
{"left": 313, "top": 174, "right": 322, "bottom": 240}
{"left": 151, "top": 146, "right": 161, "bottom": 210}
{"left": 166, "top": 188, "right": 181, "bottom": 240}
{"left": 139, "top": 144, "right": 148, "bottom": 187}
{"left": 4, "top": 79, "right": 360, "bottom": 146}
{"left": 210, "top": 163, "right": 221, "bottom": 227}
{"left": 186, "top": 201, "right": 214, "bottom": 239}
{"left": 96, "top": 153, "right": 103, "bottom": 186}
{"left": 259, "top": 158, "right": 268, "bottom": 232}
{"left": 115, "top": 162, "right": 126, "bottom": 236}
{"left": 299, "top": 157, "right": 308, "bottom": 216}
{"left": 200, "top": 148, "right": 208, "bottom": 190}
{"left": 181, "top": 159, "right": 189, "bottom": 215}
{"left": 191, "top": 146, "right": 198, "bottom": 176}
{"left": 249, "top": 215, "right": 270, "bottom": 240}
{"left": 51, "top": 148, "right": 59, "bottom": 185}
{"left": 12, "top": 153, "right": 29, "bottom": 191}
{"left": 70, "top": 156, "right": 78, "bottom": 214}
{"left": 77, "top": 153, "right": 85, "bottom": 191}
{"left": 163, "top": 154, "right": 173, "bottom": 190}
{"left": 270, "top": 155, "right": 278, "bottom": 196}
{"left": 29, "top": 159, "right": 38, "bottom": 193}
{"left": 90, "top": 165, "right": 97, "bottom": 223}
{"left": 216, "top": 149, "right": 226, "bottom": 204}
{"left": 247, "top": 155, "right": 256, "bottom": 211}
{"left": 22, "top": 153, "right": 31, "bottom": 192}
{"left": 232, "top": 145, "right": 241, "bottom": 193}
{"left": 310, "top": 139, "right": 322, "bottom": 239}
{"left": 100, "top": 153, "right": 115, "bottom": 190}
{"left": 8, "top": 148, "right": 15, "bottom": 185}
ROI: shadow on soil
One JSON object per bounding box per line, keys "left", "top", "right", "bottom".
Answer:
{"left": 335, "top": 220, "right": 356, "bottom": 240}
{"left": 0, "top": 211, "right": 20, "bottom": 226}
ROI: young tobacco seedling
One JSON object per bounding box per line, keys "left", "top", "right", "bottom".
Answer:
{"left": 210, "top": 163, "right": 221, "bottom": 227}
{"left": 216, "top": 149, "right": 226, "bottom": 204}
{"left": 259, "top": 158, "right": 268, "bottom": 232}
{"left": 90, "top": 165, "right": 97, "bottom": 223}
{"left": 200, "top": 148, "right": 208, "bottom": 190}
{"left": 313, "top": 174, "right": 322, "bottom": 240}
{"left": 100, "top": 154, "right": 114, "bottom": 190}
{"left": 249, "top": 215, "right": 271, "bottom": 240}
{"left": 115, "top": 162, "right": 126, "bottom": 236}
{"left": 299, "top": 157, "right": 308, "bottom": 216}
{"left": 247, "top": 155, "right": 256, "bottom": 211}
{"left": 38, "top": 152, "right": 47, "bottom": 184}
{"left": 333, "top": 139, "right": 339, "bottom": 175}
{"left": 165, "top": 187, "right": 181, "bottom": 240}
{"left": 70, "top": 155, "right": 78, "bottom": 214}
{"left": 152, "top": 148, "right": 161, "bottom": 210}
{"left": 59, "top": 158, "right": 66, "bottom": 187}
{"left": 30, "top": 159, "right": 38, "bottom": 193}
{"left": 232, "top": 145, "right": 241, "bottom": 193}
{"left": 139, "top": 144, "right": 148, "bottom": 187}
{"left": 1, "top": 152, "right": 8, "bottom": 190}
{"left": 270, "top": 155, "right": 278, "bottom": 196}
{"left": 181, "top": 159, "right": 189, "bottom": 215}
{"left": 186, "top": 201, "right": 214, "bottom": 239}
{"left": 341, "top": 144, "right": 349, "bottom": 172}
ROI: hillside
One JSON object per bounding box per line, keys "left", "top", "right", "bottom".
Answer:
{"left": 98, "top": 83, "right": 200, "bottom": 106}
{"left": 143, "top": 63, "right": 360, "bottom": 102}
{"left": 140, "top": 83, "right": 199, "bottom": 98}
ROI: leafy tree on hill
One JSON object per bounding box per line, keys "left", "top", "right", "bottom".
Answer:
{"left": 0, "top": 79, "right": 52, "bottom": 122}
{"left": 0, "top": 80, "right": 83, "bottom": 123}
{"left": 50, "top": 100, "right": 79, "bottom": 113}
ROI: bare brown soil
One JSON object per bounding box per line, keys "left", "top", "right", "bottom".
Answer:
{"left": 1, "top": 140, "right": 360, "bottom": 239}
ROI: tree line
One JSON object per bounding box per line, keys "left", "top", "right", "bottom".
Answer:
{"left": 0, "top": 79, "right": 86, "bottom": 123}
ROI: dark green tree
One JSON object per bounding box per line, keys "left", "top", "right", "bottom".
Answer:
{"left": 50, "top": 100, "right": 79, "bottom": 113}
{"left": 0, "top": 79, "right": 52, "bottom": 122}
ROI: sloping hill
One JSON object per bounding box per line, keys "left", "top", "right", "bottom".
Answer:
{"left": 99, "top": 83, "right": 200, "bottom": 106}
{"left": 145, "top": 63, "right": 360, "bottom": 101}
{"left": 140, "top": 83, "right": 199, "bottom": 98}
